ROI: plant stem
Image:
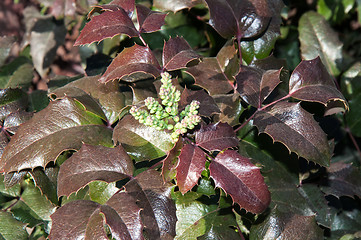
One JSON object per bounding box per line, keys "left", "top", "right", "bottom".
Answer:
{"left": 138, "top": 33, "right": 147, "bottom": 46}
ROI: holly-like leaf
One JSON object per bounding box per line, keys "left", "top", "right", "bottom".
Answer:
{"left": 253, "top": 101, "right": 332, "bottom": 166}
{"left": 162, "top": 140, "right": 182, "bottom": 183}
{"left": 136, "top": 4, "right": 167, "bottom": 33}
{"left": 57, "top": 144, "right": 133, "bottom": 197}
{"left": 31, "top": 166, "right": 59, "bottom": 205}
{"left": 102, "top": 191, "right": 144, "bottom": 240}
{"left": 49, "top": 200, "right": 107, "bottom": 239}
{"left": 0, "top": 97, "right": 113, "bottom": 173}
{"left": 162, "top": 36, "right": 200, "bottom": 71}
{"left": 209, "top": 150, "right": 270, "bottom": 213}
{"left": 75, "top": 9, "right": 138, "bottom": 46}
{"left": 213, "top": 93, "right": 244, "bottom": 126}
{"left": 179, "top": 88, "right": 220, "bottom": 117}
{"left": 0, "top": 88, "right": 28, "bottom": 120}
{"left": 125, "top": 169, "right": 177, "bottom": 239}
{"left": 299, "top": 11, "right": 343, "bottom": 76}
{"left": 153, "top": 0, "right": 203, "bottom": 12}
{"left": 236, "top": 65, "right": 281, "bottom": 108}
{"left": 176, "top": 144, "right": 207, "bottom": 194}
{"left": 204, "top": 0, "right": 271, "bottom": 39}
{"left": 321, "top": 162, "right": 361, "bottom": 198}
{"left": 250, "top": 207, "right": 324, "bottom": 240}
{"left": 185, "top": 57, "right": 235, "bottom": 95}
{"left": 113, "top": 115, "right": 174, "bottom": 160}
{"left": 289, "top": 57, "right": 348, "bottom": 114}
{"left": 196, "top": 122, "right": 239, "bottom": 151}
{"left": 0, "top": 211, "right": 28, "bottom": 239}
{"left": 99, "top": 44, "right": 161, "bottom": 83}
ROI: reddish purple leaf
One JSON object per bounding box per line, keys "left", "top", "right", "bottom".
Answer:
{"left": 185, "top": 58, "right": 234, "bottom": 95}
{"left": 49, "top": 200, "right": 107, "bottom": 239}
{"left": 204, "top": 0, "right": 271, "bottom": 39}
{"left": 125, "top": 169, "right": 177, "bottom": 239}
{"left": 162, "top": 140, "right": 183, "bottom": 183}
{"left": 179, "top": 88, "right": 220, "bottom": 117}
{"left": 99, "top": 44, "right": 161, "bottom": 83}
{"left": 209, "top": 150, "right": 270, "bottom": 213}
{"left": 195, "top": 122, "right": 238, "bottom": 151}
{"left": 108, "top": 0, "right": 135, "bottom": 15}
{"left": 74, "top": 9, "right": 137, "bottom": 46}
{"left": 176, "top": 144, "right": 207, "bottom": 194}
{"left": 136, "top": 4, "right": 167, "bottom": 33}
{"left": 162, "top": 36, "right": 201, "bottom": 71}
{"left": 253, "top": 101, "right": 331, "bottom": 166}
{"left": 236, "top": 65, "right": 281, "bottom": 108}
{"left": 57, "top": 144, "right": 133, "bottom": 197}
{"left": 289, "top": 57, "right": 348, "bottom": 114}
{"left": 101, "top": 192, "right": 144, "bottom": 240}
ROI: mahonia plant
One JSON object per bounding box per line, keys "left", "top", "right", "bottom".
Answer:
{"left": 129, "top": 72, "right": 201, "bottom": 142}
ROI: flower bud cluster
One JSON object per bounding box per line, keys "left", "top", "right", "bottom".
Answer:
{"left": 129, "top": 72, "right": 201, "bottom": 143}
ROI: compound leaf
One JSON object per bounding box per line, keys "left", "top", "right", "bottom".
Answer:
{"left": 204, "top": 0, "right": 271, "bottom": 39}
{"left": 75, "top": 9, "right": 137, "bottom": 46}
{"left": 196, "top": 122, "right": 238, "bottom": 151}
{"left": 0, "top": 97, "right": 113, "bottom": 173}
{"left": 125, "top": 169, "right": 177, "bottom": 239}
{"left": 289, "top": 57, "right": 348, "bottom": 114}
{"left": 176, "top": 144, "right": 207, "bottom": 194}
{"left": 162, "top": 36, "right": 200, "bottom": 71}
{"left": 99, "top": 44, "right": 161, "bottom": 83}
{"left": 209, "top": 150, "right": 270, "bottom": 213}
{"left": 57, "top": 144, "right": 133, "bottom": 197}
{"left": 253, "top": 101, "right": 331, "bottom": 166}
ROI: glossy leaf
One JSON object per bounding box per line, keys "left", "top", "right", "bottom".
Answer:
{"left": 125, "top": 169, "right": 177, "bottom": 239}
{"left": 113, "top": 115, "right": 173, "bottom": 158}
{"left": 213, "top": 93, "right": 243, "bottom": 126}
{"left": 0, "top": 173, "right": 21, "bottom": 197}
{"left": 299, "top": 11, "right": 343, "bottom": 76}
{"left": 0, "top": 211, "right": 28, "bottom": 239}
{"left": 204, "top": 0, "right": 271, "bottom": 39}
{"left": 75, "top": 9, "right": 137, "bottom": 46}
{"left": 209, "top": 150, "right": 270, "bottom": 213}
{"left": 153, "top": 0, "right": 203, "bottom": 12}
{"left": 49, "top": 200, "right": 106, "bottom": 239}
{"left": 136, "top": 4, "right": 167, "bottom": 33}
{"left": 179, "top": 88, "right": 220, "bottom": 117}
{"left": 176, "top": 144, "right": 207, "bottom": 194}
{"left": 99, "top": 44, "right": 161, "bottom": 83}
{"left": 88, "top": 181, "right": 119, "bottom": 205}
{"left": 102, "top": 191, "right": 144, "bottom": 240}
{"left": 341, "top": 61, "right": 361, "bottom": 100}
{"left": 31, "top": 166, "right": 59, "bottom": 205}
{"left": 289, "top": 57, "right": 348, "bottom": 114}
{"left": 0, "top": 97, "right": 113, "bottom": 173}
{"left": 0, "top": 88, "right": 28, "bottom": 120}
{"left": 250, "top": 207, "right": 324, "bottom": 240}
{"left": 57, "top": 144, "right": 133, "bottom": 197}
{"left": 253, "top": 101, "right": 331, "bottom": 166}
{"left": 162, "top": 140, "right": 183, "bottom": 183}
{"left": 321, "top": 162, "right": 361, "bottom": 198}
{"left": 195, "top": 122, "right": 238, "bottom": 151}
{"left": 198, "top": 225, "right": 243, "bottom": 239}
{"left": 162, "top": 36, "right": 200, "bottom": 71}
{"left": 236, "top": 65, "right": 281, "bottom": 108}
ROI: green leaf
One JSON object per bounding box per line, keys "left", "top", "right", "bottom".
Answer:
{"left": 341, "top": 62, "right": 361, "bottom": 100}
{"left": 113, "top": 115, "right": 173, "bottom": 161}
{"left": 0, "top": 211, "right": 28, "bottom": 240}
{"left": 253, "top": 101, "right": 332, "bottom": 166}
{"left": 249, "top": 207, "right": 324, "bottom": 240}
{"left": 30, "top": 166, "right": 59, "bottom": 205}
{"left": 0, "top": 36, "right": 16, "bottom": 67}
{"left": 0, "top": 174, "right": 21, "bottom": 198}
{"left": 298, "top": 11, "right": 343, "bottom": 76}
{"left": 0, "top": 97, "right": 113, "bottom": 172}
{"left": 0, "top": 57, "right": 33, "bottom": 89}
{"left": 88, "top": 181, "right": 119, "bottom": 205}
{"left": 345, "top": 92, "right": 361, "bottom": 137}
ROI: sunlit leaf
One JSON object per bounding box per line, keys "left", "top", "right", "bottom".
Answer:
{"left": 250, "top": 207, "right": 324, "bottom": 240}
{"left": 0, "top": 97, "right": 113, "bottom": 172}
{"left": 204, "top": 0, "right": 271, "bottom": 39}
{"left": 236, "top": 65, "right": 281, "bottom": 108}
{"left": 136, "top": 4, "right": 167, "bottom": 33}
{"left": 289, "top": 57, "right": 348, "bottom": 114}
{"left": 99, "top": 44, "right": 161, "bottom": 83}
{"left": 57, "top": 144, "right": 133, "bottom": 197}
{"left": 176, "top": 144, "right": 207, "bottom": 194}
{"left": 0, "top": 57, "right": 33, "bottom": 89}
{"left": 153, "top": 0, "right": 203, "bottom": 12}
{"left": 162, "top": 36, "right": 200, "bottom": 71}
{"left": 0, "top": 211, "right": 28, "bottom": 239}
{"left": 162, "top": 140, "right": 183, "bottom": 183}
{"left": 209, "top": 150, "right": 270, "bottom": 213}
{"left": 213, "top": 93, "right": 243, "bottom": 126}
{"left": 196, "top": 122, "right": 238, "bottom": 151}
{"left": 125, "top": 169, "right": 177, "bottom": 239}
{"left": 0, "top": 88, "right": 28, "bottom": 120}
{"left": 299, "top": 11, "right": 343, "bottom": 76}
{"left": 75, "top": 9, "right": 137, "bottom": 46}
{"left": 253, "top": 101, "right": 331, "bottom": 166}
